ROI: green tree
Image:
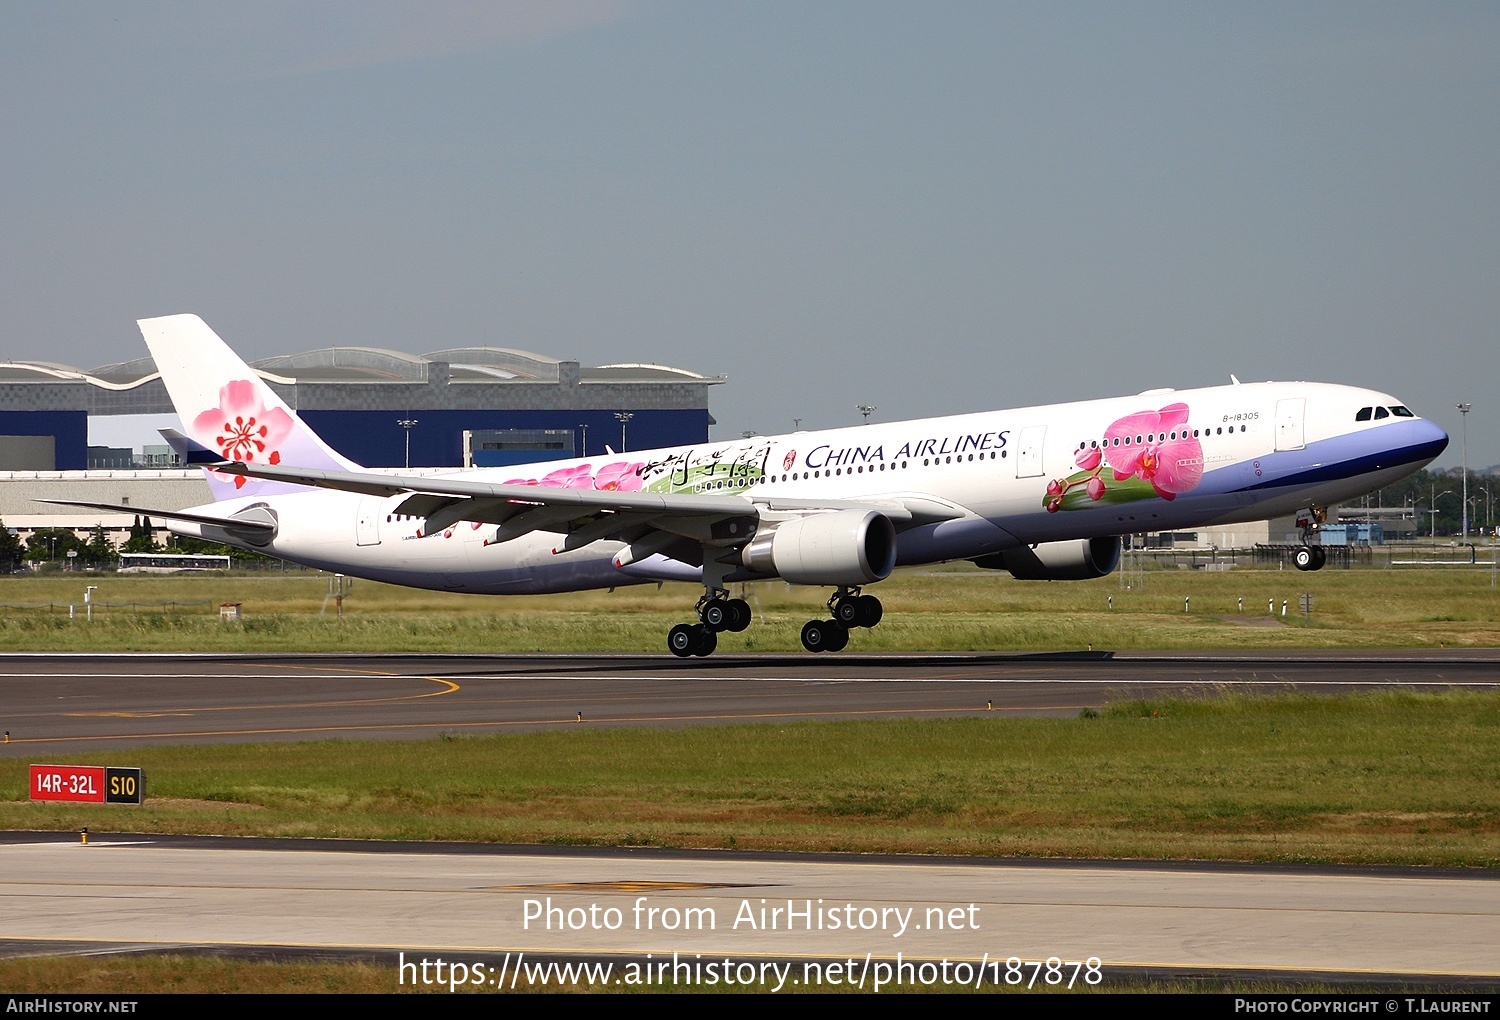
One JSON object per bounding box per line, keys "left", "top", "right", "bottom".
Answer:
{"left": 0, "top": 520, "right": 23, "bottom": 572}
{"left": 122, "top": 515, "right": 161, "bottom": 554}
{"left": 25, "top": 528, "right": 83, "bottom": 565}
{"left": 1367, "top": 468, "right": 1491, "bottom": 537}
{"left": 83, "top": 525, "right": 119, "bottom": 569}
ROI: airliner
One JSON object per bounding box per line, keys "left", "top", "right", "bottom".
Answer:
{"left": 49, "top": 315, "right": 1448, "bottom": 656}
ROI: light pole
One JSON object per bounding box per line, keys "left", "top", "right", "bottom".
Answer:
{"left": 1457, "top": 403, "right": 1471, "bottom": 540}
{"left": 1427, "top": 487, "right": 1452, "bottom": 538}
{"left": 397, "top": 418, "right": 419, "bottom": 470}
{"left": 856, "top": 404, "right": 876, "bottom": 425}
{"left": 614, "top": 412, "right": 634, "bottom": 452}
{"left": 578, "top": 423, "right": 588, "bottom": 459}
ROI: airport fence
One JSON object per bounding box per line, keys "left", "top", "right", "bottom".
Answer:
{"left": 0, "top": 600, "right": 214, "bottom": 616}
{"left": 1133, "top": 542, "right": 1499, "bottom": 570}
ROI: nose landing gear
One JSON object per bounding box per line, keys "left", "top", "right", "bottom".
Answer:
{"left": 1292, "top": 505, "right": 1329, "bottom": 572}
{"left": 1293, "top": 545, "right": 1327, "bottom": 571}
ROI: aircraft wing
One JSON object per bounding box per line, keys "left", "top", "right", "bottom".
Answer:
{"left": 208, "top": 460, "right": 757, "bottom": 514}
{"left": 200, "top": 457, "right": 958, "bottom": 541}
{"left": 162, "top": 429, "right": 963, "bottom": 549}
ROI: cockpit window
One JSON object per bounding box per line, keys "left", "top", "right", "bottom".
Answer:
{"left": 1389, "top": 405, "right": 1414, "bottom": 417}
{"left": 1355, "top": 407, "right": 1372, "bottom": 421}
{"left": 1373, "top": 406, "right": 1389, "bottom": 419}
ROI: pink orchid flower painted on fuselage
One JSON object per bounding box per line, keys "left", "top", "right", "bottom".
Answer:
{"left": 1042, "top": 402, "right": 1205, "bottom": 512}
{"left": 1102, "top": 403, "right": 1204, "bottom": 500}
{"left": 502, "top": 461, "right": 645, "bottom": 493}
{"left": 540, "top": 463, "right": 597, "bottom": 489}
{"left": 192, "top": 380, "right": 295, "bottom": 490}
{"left": 593, "top": 461, "right": 645, "bottom": 492}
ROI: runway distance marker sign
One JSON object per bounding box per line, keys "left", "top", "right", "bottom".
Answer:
{"left": 30, "top": 764, "right": 145, "bottom": 804}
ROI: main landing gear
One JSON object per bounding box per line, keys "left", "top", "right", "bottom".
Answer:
{"left": 665, "top": 586, "right": 885, "bottom": 656}
{"left": 667, "top": 590, "right": 751, "bottom": 657}
{"left": 799, "top": 588, "right": 883, "bottom": 653}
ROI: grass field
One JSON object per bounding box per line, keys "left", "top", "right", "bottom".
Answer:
{"left": 3, "top": 568, "right": 1496, "bottom": 993}
{"left": 1, "top": 562, "right": 1498, "bottom": 652}
{"left": 4, "top": 691, "right": 1497, "bottom": 866}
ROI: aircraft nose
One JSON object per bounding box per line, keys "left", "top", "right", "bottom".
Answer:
{"left": 1407, "top": 416, "right": 1449, "bottom": 464}
{"left": 1421, "top": 417, "right": 1450, "bottom": 456}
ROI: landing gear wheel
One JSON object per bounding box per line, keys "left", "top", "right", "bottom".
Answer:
{"left": 693, "top": 627, "right": 717, "bottom": 656}
{"left": 668, "top": 624, "right": 698, "bottom": 657}
{"left": 855, "top": 594, "right": 883, "bottom": 628}
{"left": 833, "top": 596, "right": 862, "bottom": 628}
{"left": 801, "top": 620, "right": 832, "bottom": 653}
{"left": 1293, "top": 546, "right": 1315, "bottom": 571}
{"left": 724, "top": 598, "right": 751, "bottom": 632}
{"left": 1311, "top": 546, "right": 1327, "bottom": 570}
{"left": 822, "top": 620, "right": 849, "bottom": 652}
{"left": 701, "top": 601, "right": 731, "bottom": 632}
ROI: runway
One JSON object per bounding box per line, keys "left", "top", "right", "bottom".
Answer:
{"left": 2, "top": 832, "right": 1497, "bottom": 986}
{"left": 4, "top": 653, "right": 1499, "bottom": 987}
{"left": 3, "top": 650, "right": 1498, "bottom": 755}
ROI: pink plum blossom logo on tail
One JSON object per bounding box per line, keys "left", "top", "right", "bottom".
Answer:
{"left": 192, "top": 380, "right": 295, "bottom": 490}
{"left": 1044, "top": 403, "right": 1204, "bottom": 512}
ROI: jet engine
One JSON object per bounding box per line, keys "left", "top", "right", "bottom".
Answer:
{"left": 972, "top": 536, "right": 1122, "bottom": 581}
{"left": 741, "top": 510, "right": 897, "bottom": 586}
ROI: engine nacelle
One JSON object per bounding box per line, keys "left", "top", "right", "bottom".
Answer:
{"left": 741, "top": 510, "right": 897, "bottom": 586}
{"left": 973, "top": 536, "right": 1122, "bottom": 581}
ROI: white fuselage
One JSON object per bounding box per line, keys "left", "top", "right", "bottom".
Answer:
{"left": 171, "top": 380, "right": 1447, "bottom": 594}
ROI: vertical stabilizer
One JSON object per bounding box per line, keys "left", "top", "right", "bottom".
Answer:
{"left": 139, "top": 314, "right": 360, "bottom": 501}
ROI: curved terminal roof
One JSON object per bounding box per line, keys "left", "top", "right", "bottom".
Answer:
{"left": 0, "top": 346, "right": 722, "bottom": 390}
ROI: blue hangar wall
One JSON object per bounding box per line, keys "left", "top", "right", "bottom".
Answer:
{"left": 299, "top": 409, "right": 714, "bottom": 469}
{"left": 0, "top": 411, "right": 88, "bottom": 470}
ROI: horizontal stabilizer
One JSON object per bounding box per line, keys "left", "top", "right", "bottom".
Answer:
{"left": 31, "top": 499, "right": 277, "bottom": 533}
{"left": 158, "top": 428, "right": 228, "bottom": 466}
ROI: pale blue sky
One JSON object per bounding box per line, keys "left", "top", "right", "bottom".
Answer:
{"left": 3, "top": 2, "right": 1496, "bottom": 467}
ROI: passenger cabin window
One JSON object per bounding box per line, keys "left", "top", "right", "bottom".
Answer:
{"left": 1356, "top": 407, "right": 1372, "bottom": 421}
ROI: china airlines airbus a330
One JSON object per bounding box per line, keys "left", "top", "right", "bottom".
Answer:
{"left": 49, "top": 315, "right": 1448, "bottom": 656}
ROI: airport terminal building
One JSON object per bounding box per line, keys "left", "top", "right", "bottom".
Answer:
{"left": 0, "top": 344, "right": 723, "bottom": 537}
{"left": 0, "top": 345, "right": 723, "bottom": 472}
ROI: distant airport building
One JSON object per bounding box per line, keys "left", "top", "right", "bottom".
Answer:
{"left": 0, "top": 345, "right": 724, "bottom": 471}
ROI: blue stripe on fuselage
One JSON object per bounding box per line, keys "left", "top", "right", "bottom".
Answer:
{"left": 1233, "top": 418, "right": 1448, "bottom": 493}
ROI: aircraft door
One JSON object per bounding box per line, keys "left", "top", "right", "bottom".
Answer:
{"left": 355, "top": 496, "right": 382, "bottom": 546}
{"left": 1275, "top": 398, "right": 1306, "bottom": 452}
{"left": 1016, "top": 425, "right": 1046, "bottom": 478}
